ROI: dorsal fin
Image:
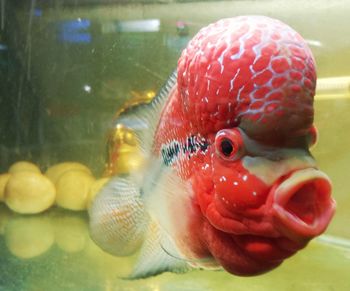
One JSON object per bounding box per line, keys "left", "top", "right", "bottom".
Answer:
{"left": 116, "top": 71, "right": 177, "bottom": 156}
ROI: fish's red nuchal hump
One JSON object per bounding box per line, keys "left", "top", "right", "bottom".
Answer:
{"left": 177, "top": 16, "right": 316, "bottom": 142}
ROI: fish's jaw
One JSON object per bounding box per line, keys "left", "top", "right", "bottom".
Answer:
{"left": 202, "top": 220, "right": 284, "bottom": 276}
{"left": 199, "top": 204, "right": 304, "bottom": 276}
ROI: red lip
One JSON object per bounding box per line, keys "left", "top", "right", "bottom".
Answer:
{"left": 202, "top": 220, "right": 285, "bottom": 276}
{"left": 269, "top": 168, "right": 336, "bottom": 242}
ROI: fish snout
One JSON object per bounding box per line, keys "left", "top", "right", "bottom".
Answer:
{"left": 270, "top": 168, "right": 336, "bottom": 242}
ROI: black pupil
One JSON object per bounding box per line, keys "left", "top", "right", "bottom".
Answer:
{"left": 221, "top": 139, "right": 233, "bottom": 156}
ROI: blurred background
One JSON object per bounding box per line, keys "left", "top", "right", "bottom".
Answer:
{"left": 0, "top": 0, "right": 350, "bottom": 290}
{"left": 1, "top": 0, "right": 350, "bottom": 174}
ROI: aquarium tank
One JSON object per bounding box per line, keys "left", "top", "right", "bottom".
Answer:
{"left": 0, "top": 0, "right": 349, "bottom": 290}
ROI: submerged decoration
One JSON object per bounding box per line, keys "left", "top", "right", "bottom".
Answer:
{"left": 104, "top": 90, "right": 156, "bottom": 176}
{"left": 0, "top": 161, "right": 106, "bottom": 214}
{"left": 89, "top": 16, "right": 336, "bottom": 278}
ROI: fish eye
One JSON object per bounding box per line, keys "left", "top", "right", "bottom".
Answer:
{"left": 221, "top": 139, "right": 234, "bottom": 156}
{"left": 215, "top": 129, "right": 244, "bottom": 161}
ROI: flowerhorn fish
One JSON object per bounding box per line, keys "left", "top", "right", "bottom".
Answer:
{"left": 89, "top": 16, "right": 336, "bottom": 278}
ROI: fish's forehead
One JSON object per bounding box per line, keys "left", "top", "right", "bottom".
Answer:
{"left": 177, "top": 15, "right": 316, "bottom": 143}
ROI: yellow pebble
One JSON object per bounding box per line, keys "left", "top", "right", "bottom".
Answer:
{"left": 56, "top": 170, "right": 95, "bottom": 211}
{"left": 5, "top": 216, "right": 54, "bottom": 259}
{"left": 5, "top": 172, "right": 56, "bottom": 214}
{"left": 0, "top": 173, "right": 10, "bottom": 201}
{"left": 45, "top": 162, "right": 92, "bottom": 185}
{"left": 87, "top": 177, "right": 110, "bottom": 209}
{"left": 8, "top": 161, "right": 41, "bottom": 174}
{"left": 84, "top": 236, "right": 138, "bottom": 279}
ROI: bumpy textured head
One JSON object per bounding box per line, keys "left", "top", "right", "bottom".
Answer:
{"left": 177, "top": 16, "right": 316, "bottom": 142}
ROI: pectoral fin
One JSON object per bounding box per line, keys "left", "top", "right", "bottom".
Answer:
{"left": 88, "top": 176, "right": 148, "bottom": 256}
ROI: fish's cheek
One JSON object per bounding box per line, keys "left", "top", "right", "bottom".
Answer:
{"left": 192, "top": 162, "right": 215, "bottom": 216}
{"left": 212, "top": 160, "right": 269, "bottom": 212}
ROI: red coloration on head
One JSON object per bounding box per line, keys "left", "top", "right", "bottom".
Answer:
{"left": 153, "top": 16, "right": 335, "bottom": 277}
{"left": 177, "top": 16, "right": 316, "bottom": 143}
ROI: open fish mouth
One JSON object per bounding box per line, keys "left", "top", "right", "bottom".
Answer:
{"left": 270, "top": 168, "right": 336, "bottom": 242}
{"left": 202, "top": 168, "right": 336, "bottom": 276}
{"left": 207, "top": 167, "right": 336, "bottom": 241}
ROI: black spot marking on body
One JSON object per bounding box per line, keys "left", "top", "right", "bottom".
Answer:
{"left": 161, "top": 136, "right": 209, "bottom": 166}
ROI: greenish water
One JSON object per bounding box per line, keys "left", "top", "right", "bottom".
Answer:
{"left": 1, "top": 204, "right": 350, "bottom": 291}
{"left": 1, "top": 0, "right": 350, "bottom": 290}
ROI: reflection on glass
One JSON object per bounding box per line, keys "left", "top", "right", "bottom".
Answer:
{"left": 316, "top": 76, "right": 350, "bottom": 99}
{"left": 0, "top": 204, "right": 12, "bottom": 234}
{"left": 57, "top": 19, "right": 92, "bottom": 44}
{"left": 5, "top": 215, "right": 54, "bottom": 259}
{"left": 0, "top": 208, "right": 349, "bottom": 291}
{"left": 101, "top": 19, "right": 161, "bottom": 34}
{"left": 53, "top": 214, "right": 88, "bottom": 253}
{"left": 117, "top": 19, "right": 160, "bottom": 33}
